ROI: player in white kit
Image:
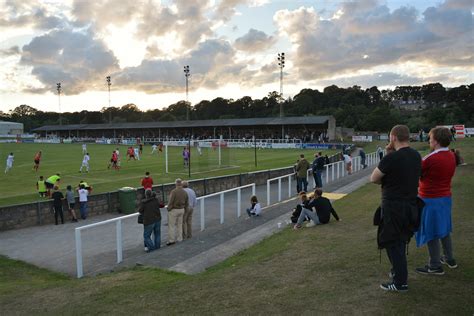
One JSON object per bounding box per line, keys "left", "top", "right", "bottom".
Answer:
{"left": 151, "top": 144, "right": 157, "bottom": 154}
{"left": 5, "top": 152, "right": 14, "bottom": 173}
{"left": 80, "top": 153, "right": 90, "bottom": 173}
{"left": 134, "top": 147, "right": 140, "bottom": 160}
{"left": 82, "top": 143, "right": 87, "bottom": 154}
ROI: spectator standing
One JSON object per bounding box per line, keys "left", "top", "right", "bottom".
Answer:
{"left": 450, "top": 126, "right": 456, "bottom": 141}
{"left": 141, "top": 172, "right": 154, "bottom": 190}
{"left": 376, "top": 146, "right": 384, "bottom": 161}
{"left": 36, "top": 176, "right": 47, "bottom": 197}
{"left": 246, "top": 195, "right": 262, "bottom": 217}
{"left": 166, "top": 179, "right": 188, "bottom": 246}
{"left": 51, "top": 186, "right": 64, "bottom": 225}
{"left": 371, "top": 125, "right": 422, "bottom": 292}
{"left": 342, "top": 153, "right": 352, "bottom": 175}
{"left": 296, "top": 154, "right": 310, "bottom": 193}
{"left": 78, "top": 184, "right": 89, "bottom": 220}
{"left": 312, "top": 152, "right": 325, "bottom": 189}
{"left": 359, "top": 148, "right": 367, "bottom": 169}
{"left": 415, "top": 127, "right": 458, "bottom": 275}
{"left": 182, "top": 181, "right": 197, "bottom": 239}
{"left": 66, "top": 185, "right": 78, "bottom": 222}
{"left": 137, "top": 189, "right": 162, "bottom": 252}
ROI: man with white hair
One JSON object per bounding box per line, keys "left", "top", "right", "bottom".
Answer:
{"left": 166, "top": 178, "right": 188, "bottom": 246}
{"left": 182, "top": 180, "right": 197, "bottom": 239}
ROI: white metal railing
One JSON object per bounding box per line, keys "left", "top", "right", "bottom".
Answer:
{"left": 197, "top": 183, "right": 256, "bottom": 231}
{"left": 75, "top": 212, "right": 138, "bottom": 278}
{"left": 267, "top": 151, "right": 382, "bottom": 205}
{"left": 267, "top": 173, "right": 294, "bottom": 206}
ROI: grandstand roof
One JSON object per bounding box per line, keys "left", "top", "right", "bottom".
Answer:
{"left": 32, "top": 116, "right": 334, "bottom": 131}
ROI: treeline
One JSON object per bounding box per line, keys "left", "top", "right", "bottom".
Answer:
{"left": 2, "top": 83, "right": 473, "bottom": 132}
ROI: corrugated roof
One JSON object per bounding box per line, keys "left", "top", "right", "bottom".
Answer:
{"left": 32, "top": 116, "right": 333, "bottom": 132}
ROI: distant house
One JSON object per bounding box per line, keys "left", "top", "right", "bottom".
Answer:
{"left": 391, "top": 98, "right": 427, "bottom": 111}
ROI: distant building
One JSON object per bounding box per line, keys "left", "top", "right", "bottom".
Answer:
{"left": 32, "top": 116, "right": 337, "bottom": 141}
{"left": 0, "top": 121, "right": 24, "bottom": 135}
{"left": 391, "top": 97, "right": 427, "bottom": 110}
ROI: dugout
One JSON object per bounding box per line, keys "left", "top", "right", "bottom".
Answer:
{"left": 32, "top": 116, "right": 336, "bottom": 141}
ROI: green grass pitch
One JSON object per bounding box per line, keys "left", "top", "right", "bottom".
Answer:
{"left": 0, "top": 142, "right": 338, "bottom": 207}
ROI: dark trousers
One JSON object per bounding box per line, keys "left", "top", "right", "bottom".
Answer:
{"left": 296, "top": 177, "right": 308, "bottom": 193}
{"left": 54, "top": 205, "right": 64, "bottom": 225}
{"left": 386, "top": 241, "right": 408, "bottom": 286}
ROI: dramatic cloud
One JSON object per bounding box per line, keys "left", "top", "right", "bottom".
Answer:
{"left": 234, "top": 28, "right": 276, "bottom": 52}
{"left": 0, "top": 0, "right": 66, "bottom": 29}
{"left": 114, "top": 39, "right": 247, "bottom": 93}
{"left": 274, "top": 0, "right": 473, "bottom": 80}
{"left": 315, "top": 72, "right": 452, "bottom": 89}
{"left": 0, "top": 46, "right": 20, "bottom": 56}
{"left": 20, "top": 28, "right": 120, "bottom": 94}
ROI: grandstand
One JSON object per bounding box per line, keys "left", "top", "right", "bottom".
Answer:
{"left": 32, "top": 116, "right": 336, "bottom": 141}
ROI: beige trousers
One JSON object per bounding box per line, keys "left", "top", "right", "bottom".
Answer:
{"left": 168, "top": 208, "right": 185, "bottom": 243}
{"left": 182, "top": 207, "right": 194, "bottom": 239}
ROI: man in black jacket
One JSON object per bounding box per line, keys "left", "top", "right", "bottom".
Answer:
{"left": 371, "top": 125, "right": 421, "bottom": 292}
{"left": 137, "top": 189, "right": 162, "bottom": 252}
{"left": 311, "top": 189, "right": 340, "bottom": 224}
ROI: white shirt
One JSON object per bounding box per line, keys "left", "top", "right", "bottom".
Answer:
{"left": 152, "top": 145, "right": 157, "bottom": 150}
{"left": 78, "top": 189, "right": 88, "bottom": 202}
{"left": 134, "top": 148, "right": 139, "bottom": 156}
{"left": 6, "top": 155, "right": 14, "bottom": 164}
{"left": 82, "top": 155, "right": 90, "bottom": 163}
{"left": 343, "top": 154, "right": 352, "bottom": 163}
{"left": 82, "top": 144, "right": 86, "bottom": 149}
{"left": 251, "top": 203, "right": 262, "bottom": 216}
{"left": 184, "top": 187, "right": 198, "bottom": 208}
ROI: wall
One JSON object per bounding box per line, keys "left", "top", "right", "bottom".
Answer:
{"left": 0, "top": 166, "right": 294, "bottom": 232}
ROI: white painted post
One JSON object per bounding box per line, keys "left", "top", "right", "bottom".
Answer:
{"left": 326, "top": 165, "right": 329, "bottom": 184}
{"left": 278, "top": 178, "right": 282, "bottom": 202}
{"left": 337, "top": 162, "right": 340, "bottom": 179}
{"left": 200, "top": 198, "right": 205, "bottom": 231}
{"left": 331, "top": 164, "right": 335, "bottom": 181}
{"left": 165, "top": 142, "right": 168, "bottom": 173}
{"left": 75, "top": 229, "right": 83, "bottom": 278}
{"left": 252, "top": 184, "right": 256, "bottom": 196}
{"left": 116, "top": 219, "right": 123, "bottom": 263}
{"left": 341, "top": 161, "right": 345, "bottom": 177}
{"left": 267, "top": 180, "right": 271, "bottom": 206}
{"left": 237, "top": 188, "right": 241, "bottom": 218}
{"left": 220, "top": 193, "right": 224, "bottom": 224}
{"left": 288, "top": 175, "right": 292, "bottom": 197}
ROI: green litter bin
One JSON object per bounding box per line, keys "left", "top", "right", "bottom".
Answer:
{"left": 118, "top": 187, "right": 137, "bottom": 214}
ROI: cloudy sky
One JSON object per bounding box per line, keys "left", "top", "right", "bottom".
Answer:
{"left": 0, "top": 0, "right": 472, "bottom": 113}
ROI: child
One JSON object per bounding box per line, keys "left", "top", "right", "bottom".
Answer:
{"left": 36, "top": 176, "right": 47, "bottom": 197}
{"left": 51, "top": 186, "right": 64, "bottom": 225}
{"left": 66, "top": 185, "right": 78, "bottom": 222}
{"left": 246, "top": 195, "right": 262, "bottom": 217}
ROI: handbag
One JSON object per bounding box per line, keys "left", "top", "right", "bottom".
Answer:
{"left": 137, "top": 213, "right": 144, "bottom": 224}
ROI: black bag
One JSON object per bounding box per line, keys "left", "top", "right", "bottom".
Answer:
{"left": 137, "top": 213, "right": 144, "bottom": 224}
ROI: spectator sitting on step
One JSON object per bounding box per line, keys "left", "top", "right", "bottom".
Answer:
{"left": 293, "top": 192, "right": 320, "bottom": 229}
{"left": 246, "top": 195, "right": 262, "bottom": 217}
{"left": 311, "top": 189, "right": 340, "bottom": 224}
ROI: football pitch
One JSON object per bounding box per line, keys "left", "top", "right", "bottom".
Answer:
{"left": 0, "top": 142, "right": 338, "bottom": 207}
